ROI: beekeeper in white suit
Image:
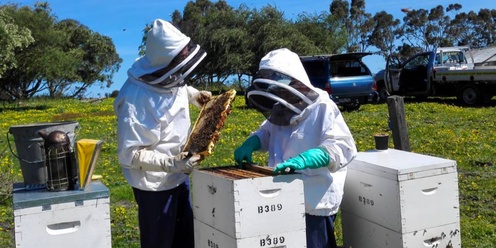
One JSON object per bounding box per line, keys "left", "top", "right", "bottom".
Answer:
{"left": 234, "top": 48, "right": 357, "bottom": 248}
{"left": 114, "top": 19, "right": 211, "bottom": 248}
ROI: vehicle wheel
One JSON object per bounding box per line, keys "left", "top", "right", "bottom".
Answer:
{"left": 377, "top": 82, "right": 389, "bottom": 102}
{"left": 457, "top": 84, "right": 481, "bottom": 106}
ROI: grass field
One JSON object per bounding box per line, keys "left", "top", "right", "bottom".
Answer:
{"left": 0, "top": 95, "right": 495, "bottom": 247}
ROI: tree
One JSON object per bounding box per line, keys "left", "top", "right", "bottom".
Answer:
{"left": 0, "top": 2, "right": 121, "bottom": 100}
{"left": 0, "top": 2, "right": 61, "bottom": 100}
{"left": 295, "top": 11, "right": 347, "bottom": 55}
{"left": 245, "top": 5, "right": 313, "bottom": 76}
{"left": 445, "top": 4, "right": 475, "bottom": 47}
{"left": 449, "top": 7, "right": 496, "bottom": 48}
{"left": 0, "top": 7, "right": 34, "bottom": 79}
{"left": 201, "top": 4, "right": 254, "bottom": 89}
{"left": 56, "top": 19, "right": 122, "bottom": 98}
{"left": 368, "top": 11, "right": 401, "bottom": 59}
{"left": 469, "top": 9, "right": 496, "bottom": 48}
{"left": 329, "top": 0, "right": 348, "bottom": 21}
{"left": 174, "top": 1, "right": 331, "bottom": 86}
{"left": 401, "top": 5, "right": 453, "bottom": 51}
{"left": 179, "top": 0, "right": 219, "bottom": 86}
{"left": 396, "top": 43, "right": 424, "bottom": 61}
{"left": 348, "top": 0, "right": 374, "bottom": 52}
{"left": 330, "top": 0, "right": 373, "bottom": 52}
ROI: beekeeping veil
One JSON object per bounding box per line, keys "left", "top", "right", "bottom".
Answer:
{"left": 128, "top": 19, "right": 206, "bottom": 88}
{"left": 246, "top": 48, "right": 320, "bottom": 126}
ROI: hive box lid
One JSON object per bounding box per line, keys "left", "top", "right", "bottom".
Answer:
{"left": 13, "top": 181, "right": 109, "bottom": 210}
{"left": 349, "top": 149, "right": 457, "bottom": 181}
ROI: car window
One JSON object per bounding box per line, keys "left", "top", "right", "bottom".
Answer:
{"left": 301, "top": 60, "right": 326, "bottom": 77}
{"left": 404, "top": 54, "right": 429, "bottom": 70}
{"left": 435, "top": 51, "right": 466, "bottom": 65}
{"left": 330, "top": 60, "right": 369, "bottom": 77}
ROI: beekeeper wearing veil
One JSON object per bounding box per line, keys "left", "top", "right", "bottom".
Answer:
{"left": 234, "top": 48, "right": 357, "bottom": 248}
{"left": 114, "top": 19, "right": 211, "bottom": 248}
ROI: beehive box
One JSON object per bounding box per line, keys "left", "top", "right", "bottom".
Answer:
{"left": 192, "top": 166, "right": 305, "bottom": 239}
{"left": 13, "top": 181, "right": 111, "bottom": 248}
{"left": 341, "top": 149, "right": 459, "bottom": 233}
{"left": 341, "top": 211, "right": 461, "bottom": 248}
{"left": 340, "top": 149, "right": 461, "bottom": 248}
{"left": 194, "top": 218, "right": 306, "bottom": 248}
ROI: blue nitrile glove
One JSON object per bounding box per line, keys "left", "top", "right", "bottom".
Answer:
{"left": 234, "top": 135, "right": 261, "bottom": 167}
{"left": 274, "top": 147, "right": 330, "bottom": 173}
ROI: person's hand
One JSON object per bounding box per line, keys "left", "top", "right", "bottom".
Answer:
{"left": 174, "top": 152, "right": 202, "bottom": 174}
{"left": 133, "top": 150, "right": 201, "bottom": 174}
{"left": 197, "top": 91, "right": 212, "bottom": 106}
{"left": 234, "top": 135, "right": 261, "bottom": 167}
{"left": 273, "top": 148, "right": 330, "bottom": 174}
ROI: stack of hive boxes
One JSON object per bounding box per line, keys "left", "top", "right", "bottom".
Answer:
{"left": 340, "top": 149, "right": 461, "bottom": 248}
{"left": 13, "top": 181, "right": 111, "bottom": 248}
{"left": 192, "top": 166, "right": 306, "bottom": 248}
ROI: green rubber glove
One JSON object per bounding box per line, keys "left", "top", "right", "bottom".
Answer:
{"left": 234, "top": 135, "right": 261, "bottom": 167}
{"left": 274, "top": 147, "right": 330, "bottom": 173}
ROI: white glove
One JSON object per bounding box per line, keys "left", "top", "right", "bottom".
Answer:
{"left": 188, "top": 86, "right": 212, "bottom": 108}
{"left": 133, "top": 149, "right": 201, "bottom": 174}
{"left": 196, "top": 91, "right": 212, "bottom": 106}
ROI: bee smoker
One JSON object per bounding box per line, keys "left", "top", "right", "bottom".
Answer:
{"left": 38, "top": 130, "right": 78, "bottom": 191}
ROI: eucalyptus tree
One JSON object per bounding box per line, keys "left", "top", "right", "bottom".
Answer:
{"left": 329, "top": 0, "right": 348, "bottom": 22}
{"left": 330, "top": 0, "right": 373, "bottom": 52}
{"left": 368, "top": 11, "right": 402, "bottom": 60}
{"left": 444, "top": 4, "right": 474, "bottom": 47}
{"left": 474, "top": 9, "right": 496, "bottom": 47}
{"left": 455, "top": 8, "right": 496, "bottom": 48}
{"left": 400, "top": 5, "right": 454, "bottom": 52}
{"left": 395, "top": 43, "right": 424, "bottom": 61}
{"left": 348, "top": 0, "right": 374, "bottom": 52}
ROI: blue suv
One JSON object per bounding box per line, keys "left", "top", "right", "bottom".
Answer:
{"left": 300, "top": 53, "right": 377, "bottom": 111}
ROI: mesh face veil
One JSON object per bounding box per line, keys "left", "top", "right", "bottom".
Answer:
{"left": 247, "top": 69, "right": 319, "bottom": 126}
{"left": 143, "top": 41, "right": 206, "bottom": 87}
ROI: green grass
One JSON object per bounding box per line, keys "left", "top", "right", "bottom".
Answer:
{"left": 0, "top": 96, "right": 495, "bottom": 247}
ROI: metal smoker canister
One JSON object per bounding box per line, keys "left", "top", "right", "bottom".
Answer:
{"left": 39, "top": 130, "right": 78, "bottom": 191}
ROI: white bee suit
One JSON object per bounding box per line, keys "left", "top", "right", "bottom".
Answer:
{"left": 250, "top": 48, "right": 358, "bottom": 216}
{"left": 114, "top": 79, "right": 204, "bottom": 191}
{"left": 114, "top": 19, "right": 206, "bottom": 191}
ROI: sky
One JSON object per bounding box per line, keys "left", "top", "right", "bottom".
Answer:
{"left": 12, "top": 0, "right": 491, "bottom": 98}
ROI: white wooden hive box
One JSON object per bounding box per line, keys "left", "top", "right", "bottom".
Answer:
{"left": 342, "top": 211, "right": 461, "bottom": 248}
{"left": 13, "top": 181, "right": 111, "bottom": 248}
{"left": 341, "top": 149, "right": 460, "bottom": 233}
{"left": 192, "top": 166, "right": 306, "bottom": 239}
{"left": 194, "top": 218, "right": 307, "bottom": 248}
